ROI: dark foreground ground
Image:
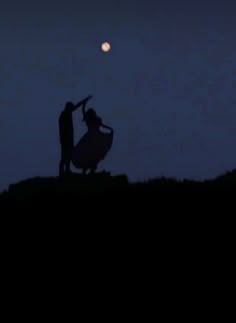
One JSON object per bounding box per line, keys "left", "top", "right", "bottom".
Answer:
{"left": 0, "top": 171, "right": 234, "bottom": 281}
{"left": 1, "top": 170, "right": 236, "bottom": 208}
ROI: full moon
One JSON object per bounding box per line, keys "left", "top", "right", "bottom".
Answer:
{"left": 101, "top": 42, "right": 111, "bottom": 52}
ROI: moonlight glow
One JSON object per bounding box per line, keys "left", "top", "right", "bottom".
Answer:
{"left": 101, "top": 42, "right": 111, "bottom": 52}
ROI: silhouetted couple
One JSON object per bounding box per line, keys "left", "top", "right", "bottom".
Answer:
{"left": 59, "top": 95, "right": 114, "bottom": 177}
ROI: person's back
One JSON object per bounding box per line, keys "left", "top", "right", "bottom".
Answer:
{"left": 59, "top": 109, "right": 74, "bottom": 146}
{"left": 59, "top": 102, "right": 76, "bottom": 176}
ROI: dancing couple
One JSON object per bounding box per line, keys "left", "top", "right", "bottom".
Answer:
{"left": 59, "top": 95, "right": 114, "bottom": 177}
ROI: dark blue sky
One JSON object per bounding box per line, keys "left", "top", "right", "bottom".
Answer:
{"left": 1, "top": 0, "right": 236, "bottom": 190}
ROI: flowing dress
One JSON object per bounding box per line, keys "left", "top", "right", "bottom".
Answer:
{"left": 72, "top": 126, "right": 113, "bottom": 169}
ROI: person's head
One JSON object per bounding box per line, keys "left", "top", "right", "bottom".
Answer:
{"left": 84, "top": 108, "right": 102, "bottom": 126}
{"left": 84, "top": 108, "right": 96, "bottom": 120}
{"left": 64, "top": 101, "right": 75, "bottom": 112}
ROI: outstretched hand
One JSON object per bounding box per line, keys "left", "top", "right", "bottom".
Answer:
{"left": 82, "top": 94, "right": 93, "bottom": 104}
{"left": 75, "top": 95, "right": 93, "bottom": 109}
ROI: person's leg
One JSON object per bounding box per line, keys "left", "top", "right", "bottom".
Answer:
{"left": 89, "top": 165, "right": 97, "bottom": 175}
{"left": 65, "top": 160, "right": 71, "bottom": 173}
{"left": 59, "top": 161, "right": 64, "bottom": 177}
{"left": 65, "top": 145, "right": 73, "bottom": 174}
{"left": 59, "top": 147, "right": 65, "bottom": 177}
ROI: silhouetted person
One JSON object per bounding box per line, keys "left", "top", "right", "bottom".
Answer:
{"left": 59, "top": 95, "right": 92, "bottom": 177}
{"left": 71, "top": 100, "right": 114, "bottom": 174}
{"left": 82, "top": 106, "right": 102, "bottom": 130}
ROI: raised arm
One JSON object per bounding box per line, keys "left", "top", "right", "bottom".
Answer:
{"left": 72, "top": 95, "right": 93, "bottom": 112}
{"left": 82, "top": 102, "right": 87, "bottom": 120}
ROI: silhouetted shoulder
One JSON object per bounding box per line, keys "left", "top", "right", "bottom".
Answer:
{"left": 59, "top": 110, "right": 66, "bottom": 118}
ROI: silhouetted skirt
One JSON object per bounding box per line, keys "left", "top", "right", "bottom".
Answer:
{"left": 72, "top": 129, "right": 113, "bottom": 169}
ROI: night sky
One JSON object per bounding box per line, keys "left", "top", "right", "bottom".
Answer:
{"left": 1, "top": 0, "right": 236, "bottom": 191}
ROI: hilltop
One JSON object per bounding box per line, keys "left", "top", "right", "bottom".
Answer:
{"left": 1, "top": 170, "right": 236, "bottom": 205}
